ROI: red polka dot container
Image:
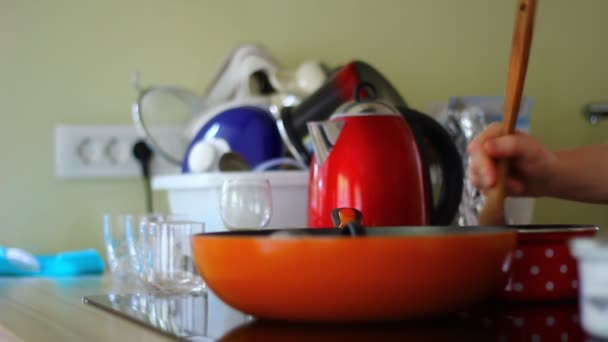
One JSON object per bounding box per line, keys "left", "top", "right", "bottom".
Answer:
{"left": 502, "top": 224, "right": 599, "bottom": 301}
{"left": 464, "top": 301, "right": 584, "bottom": 341}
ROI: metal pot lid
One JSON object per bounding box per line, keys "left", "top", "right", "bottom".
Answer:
{"left": 131, "top": 74, "right": 203, "bottom": 166}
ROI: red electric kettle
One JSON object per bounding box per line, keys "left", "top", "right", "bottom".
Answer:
{"left": 307, "top": 83, "right": 463, "bottom": 227}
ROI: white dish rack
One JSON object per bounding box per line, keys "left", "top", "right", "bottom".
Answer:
{"left": 152, "top": 171, "right": 309, "bottom": 232}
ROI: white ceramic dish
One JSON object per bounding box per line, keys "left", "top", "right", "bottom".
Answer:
{"left": 570, "top": 237, "right": 608, "bottom": 339}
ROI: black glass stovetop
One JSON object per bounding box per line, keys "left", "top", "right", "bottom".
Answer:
{"left": 83, "top": 292, "right": 593, "bottom": 341}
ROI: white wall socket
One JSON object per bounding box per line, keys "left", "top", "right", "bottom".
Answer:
{"left": 55, "top": 124, "right": 186, "bottom": 179}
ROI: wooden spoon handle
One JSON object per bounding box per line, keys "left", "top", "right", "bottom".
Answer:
{"left": 502, "top": 0, "right": 537, "bottom": 136}
{"left": 479, "top": 0, "right": 537, "bottom": 225}
{"left": 496, "top": 0, "right": 537, "bottom": 189}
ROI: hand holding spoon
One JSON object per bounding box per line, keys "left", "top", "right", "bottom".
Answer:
{"left": 478, "top": 0, "right": 538, "bottom": 226}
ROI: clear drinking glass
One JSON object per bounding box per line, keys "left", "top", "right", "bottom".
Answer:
{"left": 220, "top": 178, "right": 273, "bottom": 230}
{"left": 131, "top": 213, "right": 166, "bottom": 277}
{"left": 138, "top": 220, "right": 205, "bottom": 294}
{"left": 103, "top": 213, "right": 138, "bottom": 280}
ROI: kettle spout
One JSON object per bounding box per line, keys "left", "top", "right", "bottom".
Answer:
{"left": 307, "top": 121, "right": 343, "bottom": 165}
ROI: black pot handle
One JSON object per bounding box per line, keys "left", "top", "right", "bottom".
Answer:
{"left": 398, "top": 106, "right": 463, "bottom": 225}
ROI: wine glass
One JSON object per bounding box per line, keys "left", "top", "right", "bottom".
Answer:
{"left": 220, "top": 178, "right": 272, "bottom": 230}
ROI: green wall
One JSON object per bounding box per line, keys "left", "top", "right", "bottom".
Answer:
{"left": 1, "top": 0, "right": 606, "bottom": 254}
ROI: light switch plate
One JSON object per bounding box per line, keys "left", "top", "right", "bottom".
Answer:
{"left": 55, "top": 124, "right": 185, "bottom": 179}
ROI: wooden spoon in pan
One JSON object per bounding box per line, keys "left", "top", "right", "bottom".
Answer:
{"left": 478, "top": 0, "right": 538, "bottom": 226}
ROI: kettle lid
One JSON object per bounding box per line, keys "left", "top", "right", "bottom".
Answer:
{"left": 332, "top": 82, "right": 401, "bottom": 118}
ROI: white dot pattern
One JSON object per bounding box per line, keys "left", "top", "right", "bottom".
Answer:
{"left": 514, "top": 318, "right": 525, "bottom": 327}
{"left": 509, "top": 247, "right": 579, "bottom": 298}
{"left": 530, "top": 265, "right": 540, "bottom": 275}
{"left": 531, "top": 334, "right": 541, "bottom": 342}
{"left": 546, "top": 315, "right": 555, "bottom": 326}
{"left": 561, "top": 332, "right": 568, "bottom": 342}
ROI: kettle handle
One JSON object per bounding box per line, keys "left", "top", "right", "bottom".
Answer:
{"left": 398, "top": 107, "right": 463, "bottom": 225}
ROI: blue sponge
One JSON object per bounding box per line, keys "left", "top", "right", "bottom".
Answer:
{"left": 0, "top": 248, "right": 105, "bottom": 276}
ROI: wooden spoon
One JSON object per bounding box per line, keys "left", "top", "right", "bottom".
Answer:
{"left": 478, "top": 0, "right": 538, "bottom": 226}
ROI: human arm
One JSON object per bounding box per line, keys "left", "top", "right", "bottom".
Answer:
{"left": 547, "top": 145, "right": 608, "bottom": 203}
{"left": 467, "top": 123, "right": 608, "bottom": 204}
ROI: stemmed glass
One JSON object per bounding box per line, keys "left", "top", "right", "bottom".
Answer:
{"left": 220, "top": 178, "right": 272, "bottom": 231}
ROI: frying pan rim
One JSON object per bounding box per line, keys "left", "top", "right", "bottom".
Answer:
{"left": 193, "top": 225, "right": 516, "bottom": 238}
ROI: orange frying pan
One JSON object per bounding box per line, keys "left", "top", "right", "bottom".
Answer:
{"left": 192, "top": 210, "right": 516, "bottom": 323}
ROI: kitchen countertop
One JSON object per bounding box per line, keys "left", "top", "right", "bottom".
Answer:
{"left": 0, "top": 276, "right": 173, "bottom": 341}
{"left": 0, "top": 275, "right": 594, "bottom": 341}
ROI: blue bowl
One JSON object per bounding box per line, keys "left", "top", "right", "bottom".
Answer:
{"left": 182, "top": 106, "right": 284, "bottom": 172}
